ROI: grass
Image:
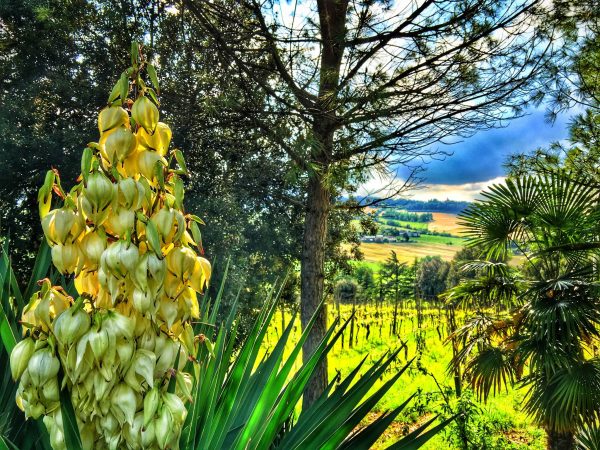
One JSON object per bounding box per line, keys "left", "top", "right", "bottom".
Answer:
{"left": 265, "top": 303, "right": 544, "bottom": 450}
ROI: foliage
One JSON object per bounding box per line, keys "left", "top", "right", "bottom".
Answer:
{"left": 416, "top": 257, "right": 451, "bottom": 301}
{"left": 184, "top": 0, "right": 557, "bottom": 403}
{"left": 0, "top": 239, "right": 453, "bottom": 450}
{"left": 381, "top": 211, "right": 433, "bottom": 223}
{"left": 450, "top": 171, "right": 600, "bottom": 444}
{"left": 0, "top": 0, "right": 360, "bottom": 308}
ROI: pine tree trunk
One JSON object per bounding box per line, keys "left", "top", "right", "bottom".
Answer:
{"left": 301, "top": 174, "right": 330, "bottom": 409}
{"left": 546, "top": 429, "right": 574, "bottom": 450}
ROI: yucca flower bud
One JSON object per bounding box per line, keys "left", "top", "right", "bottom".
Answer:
{"left": 132, "top": 96, "right": 159, "bottom": 134}
{"left": 117, "top": 177, "right": 145, "bottom": 211}
{"left": 134, "top": 252, "right": 166, "bottom": 296}
{"left": 132, "top": 289, "right": 153, "bottom": 315}
{"left": 123, "top": 412, "right": 144, "bottom": 449}
{"left": 42, "top": 208, "right": 83, "bottom": 246}
{"left": 190, "top": 256, "right": 211, "bottom": 293}
{"left": 98, "top": 106, "right": 129, "bottom": 133}
{"left": 33, "top": 286, "right": 70, "bottom": 331}
{"left": 100, "top": 412, "right": 120, "bottom": 436}
{"left": 74, "top": 271, "right": 100, "bottom": 298}
{"left": 45, "top": 412, "right": 67, "bottom": 450}
{"left": 157, "top": 295, "right": 178, "bottom": 329}
{"left": 27, "top": 402, "right": 46, "bottom": 420}
{"left": 138, "top": 329, "right": 156, "bottom": 351}
{"left": 125, "top": 349, "right": 156, "bottom": 392}
{"left": 154, "top": 337, "right": 178, "bottom": 378}
{"left": 79, "top": 231, "right": 107, "bottom": 268}
{"left": 180, "top": 322, "right": 196, "bottom": 356}
{"left": 82, "top": 171, "right": 115, "bottom": 226}
{"left": 27, "top": 347, "right": 60, "bottom": 385}
{"left": 154, "top": 406, "right": 173, "bottom": 450}
{"left": 141, "top": 419, "right": 156, "bottom": 448}
{"left": 143, "top": 387, "right": 160, "bottom": 427}
{"left": 102, "top": 310, "right": 134, "bottom": 340}
{"left": 53, "top": 304, "right": 91, "bottom": 346}
{"left": 94, "top": 371, "right": 114, "bottom": 401}
{"left": 176, "top": 371, "right": 193, "bottom": 403}
{"left": 88, "top": 326, "right": 110, "bottom": 363}
{"left": 10, "top": 338, "right": 35, "bottom": 380}
{"left": 110, "top": 383, "right": 137, "bottom": 425}
{"left": 101, "top": 240, "right": 139, "bottom": 278}
{"left": 139, "top": 122, "right": 172, "bottom": 156}
{"left": 51, "top": 242, "right": 81, "bottom": 274}
{"left": 136, "top": 149, "right": 165, "bottom": 181}
{"left": 41, "top": 378, "right": 60, "bottom": 404}
{"left": 106, "top": 207, "right": 135, "bottom": 236}
{"left": 166, "top": 246, "right": 197, "bottom": 282}
{"left": 178, "top": 287, "right": 200, "bottom": 321}
{"left": 162, "top": 392, "right": 186, "bottom": 425}
{"left": 152, "top": 207, "right": 174, "bottom": 241}
{"left": 103, "top": 126, "right": 137, "bottom": 165}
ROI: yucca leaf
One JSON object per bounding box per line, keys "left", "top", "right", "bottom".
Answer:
{"left": 339, "top": 394, "right": 417, "bottom": 450}
{"left": 386, "top": 415, "right": 456, "bottom": 450}
{"left": 59, "top": 376, "right": 83, "bottom": 450}
{"left": 24, "top": 241, "right": 51, "bottom": 302}
{"left": 0, "top": 435, "right": 18, "bottom": 450}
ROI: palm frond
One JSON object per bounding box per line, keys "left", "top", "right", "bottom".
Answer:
{"left": 576, "top": 421, "right": 600, "bottom": 450}
{"left": 464, "top": 345, "right": 515, "bottom": 401}
{"left": 523, "top": 359, "right": 600, "bottom": 432}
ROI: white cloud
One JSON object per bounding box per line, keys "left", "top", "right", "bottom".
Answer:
{"left": 356, "top": 174, "right": 506, "bottom": 202}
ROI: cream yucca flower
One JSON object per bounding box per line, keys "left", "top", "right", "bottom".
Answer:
{"left": 12, "top": 45, "right": 209, "bottom": 450}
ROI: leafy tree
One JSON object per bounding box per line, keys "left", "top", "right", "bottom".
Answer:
{"left": 0, "top": 1, "right": 361, "bottom": 326}
{"left": 416, "top": 256, "right": 450, "bottom": 301}
{"left": 380, "top": 251, "right": 408, "bottom": 336}
{"left": 184, "top": 0, "right": 555, "bottom": 404}
{"left": 354, "top": 264, "right": 375, "bottom": 302}
{"left": 449, "top": 173, "right": 600, "bottom": 450}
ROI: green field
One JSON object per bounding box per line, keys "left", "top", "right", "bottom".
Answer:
{"left": 358, "top": 210, "right": 467, "bottom": 264}
{"left": 266, "top": 304, "right": 544, "bottom": 449}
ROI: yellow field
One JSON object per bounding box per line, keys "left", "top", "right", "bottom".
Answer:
{"left": 359, "top": 241, "right": 462, "bottom": 263}
{"left": 427, "top": 212, "right": 464, "bottom": 234}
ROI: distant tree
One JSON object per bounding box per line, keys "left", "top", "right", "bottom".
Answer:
{"left": 185, "top": 0, "right": 556, "bottom": 405}
{"left": 416, "top": 256, "right": 451, "bottom": 300}
{"left": 381, "top": 251, "right": 408, "bottom": 336}
{"left": 354, "top": 265, "right": 375, "bottom": 302}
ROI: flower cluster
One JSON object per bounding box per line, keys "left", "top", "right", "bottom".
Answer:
{"left": 10, "top": 57, "right": 209, "bottom": 450}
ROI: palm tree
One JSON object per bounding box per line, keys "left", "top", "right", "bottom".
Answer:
{"left": 446, "top": 172, "right": 600, "bottom": 450}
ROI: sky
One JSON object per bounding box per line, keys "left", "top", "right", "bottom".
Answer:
{"left": 358, "top": 108, "right": 574, "bottom": 202}
{"left": 274, "top": 1, "right": 577, "bottom": 203}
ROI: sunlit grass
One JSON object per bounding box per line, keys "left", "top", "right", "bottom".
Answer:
{"left": 265, "top": 303, "right": 544, "bottom": 450}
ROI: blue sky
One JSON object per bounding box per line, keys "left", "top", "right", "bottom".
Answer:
{"left": 393, "top": 108, "right": 574, "bottom": 201}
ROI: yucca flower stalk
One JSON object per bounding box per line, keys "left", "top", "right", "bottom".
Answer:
{"left": 11, "top": 43, "right": 209, "bottom": 450}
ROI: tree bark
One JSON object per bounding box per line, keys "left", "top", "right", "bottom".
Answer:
{"left": 301, "top": 174, "right": 331, "bottom": 409}
{"left": 546, "top": 429, "right": 574, "bottom": 450}
{"left": 300, "top": 0, "right": 349, "bottom": 409}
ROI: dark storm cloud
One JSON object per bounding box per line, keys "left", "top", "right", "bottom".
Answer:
{"left": 398, "top": 109, "right": 573, "bottom": 185}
